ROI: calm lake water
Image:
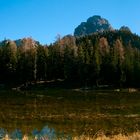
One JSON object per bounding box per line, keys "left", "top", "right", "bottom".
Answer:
{"left": 0, "top": 89, "right": 140, "bottom": 136}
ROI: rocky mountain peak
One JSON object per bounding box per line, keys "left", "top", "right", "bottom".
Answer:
{"left": 74, "top": 15, "right": 113, "bottom": 36}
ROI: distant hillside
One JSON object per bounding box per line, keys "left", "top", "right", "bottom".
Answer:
{"left": 74, "top": 15, "right": 113, "bottom": 36}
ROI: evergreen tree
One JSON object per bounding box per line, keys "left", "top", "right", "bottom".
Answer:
{"left": 36, "top": 45, "right": 48, "bottom": 80}
{"left": 0, "top": 40, "right": 17, "bottom": 83}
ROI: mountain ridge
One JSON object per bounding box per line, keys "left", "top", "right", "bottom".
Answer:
{"left": 74, "top": 15, "right": 113, "bottom": 36}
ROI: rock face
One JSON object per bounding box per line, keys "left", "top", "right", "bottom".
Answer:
{"left": 74, "top": 15, "right": 113, "bottom": 36}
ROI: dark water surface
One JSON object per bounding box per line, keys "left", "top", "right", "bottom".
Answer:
{"left": 0, "top": 89, "right": 140, "bottom": 136}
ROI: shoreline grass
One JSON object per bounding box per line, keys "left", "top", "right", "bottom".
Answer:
{"left": 2, "top": 132, "right": 140, "bottom": 140}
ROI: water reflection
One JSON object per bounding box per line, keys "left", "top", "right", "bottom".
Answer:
{"left": 1, "top": 90, "right": 140, "bottom": 138}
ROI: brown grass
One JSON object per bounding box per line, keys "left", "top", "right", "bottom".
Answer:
{"left": 73, "top": 132, "right": 140, "bottom": 140}
{"left": 2, "top": 132, "right": 140, "bottom": 140}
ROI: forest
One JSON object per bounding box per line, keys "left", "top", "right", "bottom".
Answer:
{"left": 1, "top": 30, "right": 140, "bottom": 88}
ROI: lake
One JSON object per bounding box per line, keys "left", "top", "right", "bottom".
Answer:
{"left": 0, "top": 88, "right": 140, "bottom": 137}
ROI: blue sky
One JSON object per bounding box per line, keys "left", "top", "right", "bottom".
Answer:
{"left": 0, "top": 0, "right": 140, "bottom": 44}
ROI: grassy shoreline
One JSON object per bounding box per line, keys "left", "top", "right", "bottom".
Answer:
{"left": 2, "top": 131, "right": 140, "bottom": 140}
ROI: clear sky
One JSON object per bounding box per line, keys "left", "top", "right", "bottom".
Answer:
{"left": 0, "top": 0, "right": 140, "bottom": 45}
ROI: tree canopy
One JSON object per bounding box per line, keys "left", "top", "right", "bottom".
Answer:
{"left": 0, "top": 30, "right": 140, "bottom": 88}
